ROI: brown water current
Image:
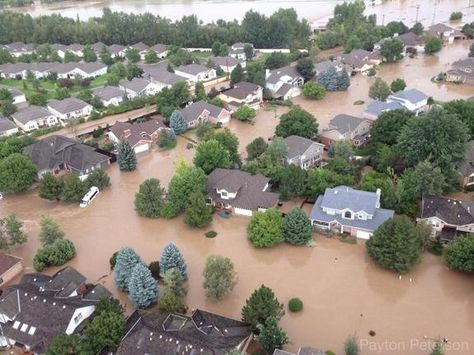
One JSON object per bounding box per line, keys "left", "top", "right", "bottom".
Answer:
{"left": 1, "top": 41, "right": 474, "bottom": 354}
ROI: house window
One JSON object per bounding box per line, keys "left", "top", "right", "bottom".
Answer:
{"left": 344, "top": 211, "right": 352, "bottom": 219}
{"left": 74, "top": 313, "right": 83, "bottom": 324}
{"left": 468, "top": 175, "right": 474, "bottom": 184}
{"left": 221, "top": 191, "right": 228, "bottom": 198}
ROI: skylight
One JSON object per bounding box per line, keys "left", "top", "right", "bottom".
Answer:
{"left": 20, "top": 323, "right": 28, "bottom": 332}
{"left": 28, "top": 326, "right": 36, "bottom": 335}
{"left": 12, "top": 321, "right": 20, "bottom": 329}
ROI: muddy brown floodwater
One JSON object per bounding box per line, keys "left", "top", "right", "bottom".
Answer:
{"left": 1, "top": 41, "right": 474, "bottom": 355}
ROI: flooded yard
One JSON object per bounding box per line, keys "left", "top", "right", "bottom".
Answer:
{"left": 1, "top": 40, "right": 474, "bottom": 354}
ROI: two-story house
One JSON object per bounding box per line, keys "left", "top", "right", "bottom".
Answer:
{"left": 446, "top": 58, "right": 474, "bottom": 86}
{"left": 12, "top": 106, "right": 59, "bottom": 132}
{"left": 386, "top": 88, "right": 428, "bottom": 114}
{"left": 320, "top": 114, "right": 372, "bottom": 147}
{"left": 180, "top": 100, "right": 232, "bottom": 128}
{"left": 418, "top": 195, "right": 474, "bottom": 243}
{"left": 338, "top": 49, "right": 382, "bottom": 75}
{"left": 284, "top": 135, "right": 324, "bottom": 169}
{"left": 47, "top": 98, "right": 92, "bottom": 124}
{"left": 206, "top": 168, "right": 279, "bottom": 216}
{"left": 229, "top": 42, "right": 253, "bottom": 61}
{"left": 219, "top": 81, "right": 263, "bottom": 111}
{"left": 174, "top": 64, "right": 216, "bottom": 84}
{"left": 92, "top": 86, "right": 125, "bottom": 107}
{"left": 265, "top": 65, "right": 304, "bottom": 99}
{"left": 310, "top": 186, "right": 395, "bottom": 239}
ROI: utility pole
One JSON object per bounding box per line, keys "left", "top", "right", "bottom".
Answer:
{"left": 415, "top": 4, "right": 420, "bottom": 23}
{"left": 382, "top": 14, "right": 385, "bottom": 26}
{"left": 432, "top": 1, "right": 437, "bottom": 25}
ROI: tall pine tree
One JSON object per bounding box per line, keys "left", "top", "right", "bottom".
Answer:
{"left": 114, "top": 247, "right": 142, "bottom": 291}
{"left": 128, "top": 263, "right": 159, "bottom": 308}
{"left": 169, "top": 111, "right": 187, "bottom": 135}
{"left": 184, "top": 190, "right": 213, "bottom": 228}
{"left": 118, "top": 141, "right": 137, "bottom": 172}
{"left": 160, "top": 242, "right": 188, "bottom": 280}
{"left": 282, "top": 208, "right": 313, "bottom": 245}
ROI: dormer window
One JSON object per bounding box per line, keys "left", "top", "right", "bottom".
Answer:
{"left": 344, "top": 211, "right": 352, "bottom": 219}
{"left": 221, "top": 191, "right": 228, "bottom": 198}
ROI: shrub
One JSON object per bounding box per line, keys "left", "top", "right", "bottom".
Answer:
{"left": 247, "top": 208, "right": 284, "bottom": 248}
{"left": 303, "top": 81, "right": 326, "bottom": 100}
{"left": 444, "top": 234, "right": 474, "bottom": 273}
{"left": 205, "top": 230, "right": 217, "bottom": 238}
{"left": 234, "top": 105, "right": 256, "bottom": 121}
{"left": 33, "top": 239, "right": 76, "bottom": 271}
{"left": 450, "top": 11, "right": 463, "bottom": 21}
{"left": 109, "top": 251, "right": 118, "bottom": 270}
{"left": 288, "top": 297, "right": 303, "bottom": 312}
{"left": 203, "top": 255, "right": 237, "bottom": 301}
{"left": 158, "top": 129, "right": 177, "bottom": 150}
{"left": 134, "top": 178, "right": 166, "bottom": 218}
{"left": 85, "top": 169, "right": 110, "bottom": 190}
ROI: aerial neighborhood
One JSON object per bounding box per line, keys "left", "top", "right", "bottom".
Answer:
{"left": 0, "top": 1, "right": 473, "bottom": 355}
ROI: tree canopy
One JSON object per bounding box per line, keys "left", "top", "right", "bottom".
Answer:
{"left": 134, "top": 178, "right": 166, "bottom": 218}
{"left": 203, "top": 255, "right": 237, "bottom": 300}
{"left": 282, "top": 208, "right": 313, "bottom": 245}
{"left": 275, "top": 106, "right": 318, "bottom": 138}
{"left": 444, "top": 234, "right": 474, "bottom": 273}
{"left": 0, "top": 153, "right": 37, "bottom": 193}
{"left": 247, "top": 208, "right": 284, "bottom": 248}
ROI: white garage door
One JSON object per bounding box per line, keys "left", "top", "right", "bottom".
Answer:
{"left": 134, "top": 144, "right": 149, "bottom": 154}
{"left": 234, "top": 208, "right": 253, "bottom": 216}
{"left": 356, "top": 230, "right": 372, "bottom": 240}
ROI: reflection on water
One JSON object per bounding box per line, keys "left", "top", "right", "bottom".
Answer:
{"left": 1, "top": 41, "right": 474, "bottom": 354}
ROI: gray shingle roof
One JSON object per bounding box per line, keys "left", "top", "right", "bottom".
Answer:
{"left": 284, "top": 135, "right": 323, "bottom": 160}
{"left": 364, "top": 100, "right": 404, "bottom": 117}
{"left": 0, "top": 84, "right": 23, "bottom": 98}
{"left": 388, "top": 88, "right": 428, "bottom": 104}
{"left": 457, "top": 140, "right": 474, "bottom": 177}
{"left": 92, "top": 85, "right": 124, "bottom": 101}
{"left": 328, "top": 114, "right": 365, "bottom": 134}
{"left": 175, "top": 63, "right": 212, "bottom": 75}
{"left": 421, "top": 195, "right": 474, "bottom": 226}
{"left": 222, "top": 81, "right": 260, "bottom": 100}
{"left": 427, "top": 23, "right": 454, "bottom": 35}
{"left": 150, "top": 43, "right": 168, "bottom": 53}
{"left": 12, "top": 105, "right": 52, "bottom": 125}
{"left": 266, "top": 65, "right": 301, "bottom": 85}
{"left": 209, "top": 56, "right": 242, "bottom": 67}
{"left": 0, "top": 115, "right": 16, "bottom": 133}
{"left": 142, "top": 65, "right": 186, "bottom": 85}
{"left": 47, "top": 97, "right": 90, "bottom": 114}
{"left": 108, "top": 44, "right": 126, "bottom": 55}
{"left": 0, "top": 253, "right": 22, "bottom": 276}
{"left": 321, "top": 186, "right": 379, "bottom": 214}
{"left": 130, "top": 42, "right": 149, "bottom": 51}
{"left": 180, "top": 100, "right": 225, "bottom": 123}
{"left": 119, "top": 77, "right": 151, "bottom": 93}
{"left": 396, "top": 32, "right": 423, "bottom": 46}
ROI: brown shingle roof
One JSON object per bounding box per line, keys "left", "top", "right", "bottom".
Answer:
{"left": 421, "top": 195, "right": 474, "bottom": 226}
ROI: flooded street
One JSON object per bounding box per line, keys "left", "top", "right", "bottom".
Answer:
{"left": 0, "top": 41, "right": 474, "bottom": 355}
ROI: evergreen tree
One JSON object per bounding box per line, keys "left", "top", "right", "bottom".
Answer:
{"left": 169, "top": 110, "right": 187, "bottom": 134}
{"left": 62, "top": 174, "right": 87, "bottom": 203}
{"left": 444, "top": 234, "right": 474, "bottom": 273}
{"left": 203, "top": 255, "right": 237, "bottom": 301}
{"left": 158, "top": 267, "right": 187, "bottom": 313}
{"left": 117, "top": 141, "right": 137, "bottom": 171}
{"left": 241, "top": 284, "right": 285, "bottom": 332}
{"left": 134, "top": 178, "right": 166, "bottom": 218}
{"left": 39, "top": 216, "right": 65, "bottom": 246}
{"left": 257, "top": 317, "right": 289, "bottom": 353}
{"left": 99, "top": 46, "right": 114, "bottom": 66}
{"left": 296, "top": 57, "right": 315, "bottom": 81}
{"left": 282, "top": 208, "right": 313, "bottom": 245}
{"left": 114, "top": 247, "right": 142, "bottom": 291}
{"left": 194, "top": 81, "right": 207, "bottom": 101}
{"left": 128, "top": 262, "right": 159, "bottom": 308}
{"left": 369, "top": 78, "right": 391, "bottom": 101}
{"left": 246, "top": 137, "right": 268, "bottom": 160}
{"left": 47, "top": 334, "right": 82, "bottom": 355}
{"left": 344, "top": 335, "right": 360, "bottom": 355}
{"left": 160, "top": 242, "right": 188, "bottom": 279}
{"left": 390, "top": 78, "right": 406, "bottom": 92}
{"left": 3, "top": 214, "right": 27, "bottom": 247}
{"left": 316, "top": 66, "right": 350, "bottom": 91}
{"left": 230, "top": 64, "right": 244, "bottom": 85}
{"left": 82, "top": 45, "right": 97, "bottom": 62}
{"left": 83, "top": 311, "right": 126, "bottom": 354}
{"left": 162, "top": 267, "right": 187, "bottom": 298}
{"left": 184, "top": 190, "right": 213, "bottom": 228}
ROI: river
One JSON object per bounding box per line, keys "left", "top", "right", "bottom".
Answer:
{"left": 8, "top": 0, "right": 474, "bottom": 27}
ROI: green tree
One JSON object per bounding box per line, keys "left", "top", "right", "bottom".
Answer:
{"left": 282, "top": 208, "right": 313, "bottom": 245}
{"left": 397, "top": 108, "right": 468, "bottom": 170}
{"left": 117, "top": 141, "right": 137, "bottom": 171}
{"left": 83, "top": 311, "right": 126, "bottom": 354}
{"left": 265, "top": 52, "right": 289, "bottom": 69}
{"left": 369, "top": 109, "right": 413, "bottom": 146}
{"left": 369, "top": 77, "right": 391, "bottom": 101}
{"left": 257, "top": 317, "right": 289, "bottom": 354}
{"left": 244, "top": 44, "right": 254, "bottom": 59}
{"left": 397, "top": 161, "right": 445, "bottom": 202}
{"left": 144, "top": 50, "right": 159, "bottom": 64}
{"left": 302, "top": 81, "right": 326, "bottom": 100}
{"left": 99, "top": 46, "right": 114, "bottom": 65}
{"left": 169, "top": 110, "right": 187, "bottom": 134}
{"left": 424, "top": 37, "right": 443, "bottom": 54}
{"left": 193, "top": 139, "right": 230, "bottom": 174}
{"left": 0, "top": 153, "right": 37, "bottom": 193}
{"left": 246, "top": 137, "right": 268, "bottom": 160}
{"left": 430, "top": 340, "right": 445, "bottom": 355}
{"left": 27, "top": 92, "right": 47, "bottom": 106}
{"left": 62, "top": 174, "right": 87, "bottom": 203}
{"left": 134, "top": 178, "right": 166, "bottom": 218}
{"left": 95, "top": 297, "right": 124, "bottom": 316}
{"left": 82, "top": 45, "right": 97, "bottom": 62}
{"left": 360, "top": 171, "right": 397, "bottom": 209}
{"left": 247, "top": 208, "right": 284, "bottom": 248}
{"left": 166, "top": 165, "right": 207, "bottom": 215}
{"left": 0, "top": 100, "right": 16, "bottom": 117}
{"left": 266, "top": 136, "right": 288, "bottom": 161}
{"left": 444, "top": 234, "right": 474, "bottom": 273}
{"left": 390, "top": 78, "right": 406, "bottom": 92}
{"left": 125, "top": 48, "right": 141, "bottom": 63}
{"left": 38, "top": 215, "right": 65, "bottom": 246}
{"left": 306, "top": 168, "right": 354, "bottom": 198}
{"left": 47, "top": 334, "right": 82, "bottom": 355}
{"left": 0, "top": 89, "right": 12, "bottom": 101}
{"left": 194, "top": 81, "right": 207, "bottom": 101}
{"left": 114, "top": 247, "right": 142, "bottom": 291}
{"left": 366, "top": 216, "right": 423, "bottom": 274}
{"left": 1, "top": 214, "right": 27, "bottom": 248}
{"left": 211, "top": 41, "right": 229, "bottom": 56}
{"left": 0, "top": 49, "right": 14, "bottom": 64}
{"left": 469, "top": 43, "right": 474, "bottom": 57}
{"left": 344, "top": 335, "right": 360, "bottom": 355}
{"left": 230, "top": 64, "right": 244, "bottom": 85}
{"left": 159, "top": 268, "right": 187, "bottom": 313}
{"left": 63, "top": 51, "right": 79, "bottom": 63}
{"left": 203, "top": 255, "right": 237, "bottom": 300}
{"left": 275, "top": 106, "right": 318, "bottom": 138}
{"left": 184, "top": 190, "right": 213, "bottom": 228}
{"left": 241, "top": 284, "right": 285, "bottom": 332}
{"left": 33, "top": 239, "right": 76, "bottom": 272}
{"left": 39, "top": 173, "right": 64, "bottom": 200}
{"left": 162, "top": 267, "right": 187, "bottom": 298}
{"left": 380, "top": 39, "right": 404, "bottom": 62}
{"left": 234, "top": 105, "right": 256, "bottom": 121}
{"left": 85, "top": 169, "right": 110, "bottom": 189}
{"left": 450, "top": 11, "right": 463, "bottom": 20}
{"left": 411, "top": 22, "right": 424, "bottom": 35}
{"left": 443, "top": 99, "right": 474, "bottom": 139}
{"left": 278, "top": 165, "right": 308, "bottom": 200}
{"left": 296, "top": 57, "right": 315, "bottom": 81}
{"left": 128, "top": 262, "right": 159, "bottom": 308}
{"left": 160, "top": 242, "right": 188, "bottom": 279}
{"left": 328, "top": 140, "right": 353, "bottom": 160}
{"left": 205, "top": 128, "right": 241, "bottom": 166}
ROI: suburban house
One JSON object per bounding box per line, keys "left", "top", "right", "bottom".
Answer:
{"left": 265, "top": 65, "right": 304, "bottom": 99}
{"left": 108, "top": 44, "right": 127, "bottom": 58}
{"left": 219, "top": 81, "right": 263, "bottom": 111}
{"left": 363, "top": 100, "right": 404, "bottom": 120}
{"left": 457, "top": 140, "right": 474, "bottom": 188}
{"left": 418, "top": 195, "right": 474, "bottom": 243}
{"left": 115, "top": 309, "right": 252, "bottom": 355}
{"left": 92, "top": 86, "right": 125, "bottom": 106}
{"left": 338, "top": 49, "right": 382, "bottom": 74}
{"left": 0, "top": 254, "right": 22, "bottom": 287}
{"left": 1, "top": 42, "right": 35, "bottom": 57}
{"left": 386, "top": 88, "right": 428, "bottom": 114}
{"left": 174, "top": 64, "right": 217, "bottom": 83}
{"left": 149, "top": 43, "right": 169, "bottom": 58}
{"left": 0, "top": 115, "right": 19, "bottom": 137}
{"left": 314, "top": 60, "right": 342, "bottom": 76}
{"left": 310, "top": 186, "right": 395, "bottom": 239}
{"left": 23, "top": 135, "right": 111, "bottom": 180}
{"left": 180, "top": 100, "right": 232, "bottom": 128}
{"left": 12, "top": 105, "right": 59, "bottom": 132}
{"left": 130, "top": 42, "right": 149, "bottom": 59}
{"left": 230, "top": 42, "right": 254, "bottom": 60}
{"left": 107, "top": 119, "right": 167, "bottom": 154}
{"left": 274, "top": 347, "right": 326, "bottom": 355}
{"left": 319, "top": 114, "right": 371, "bottom": 147}
{"left": 72, "top": 62, "right": 108, "bottom": 78}
{"left": 426, "top": 23, "right": 466, "bottom": 43}
{"left": 53, "top": 43, "right": 83, "bottom": 58}
{"left": 91, "top": 42, "right": 107, "bottom": 54}
{"left": 142, "top": 64, "right": 188, "bottom": 89}
{"left": 0, "top": 266, "right": 111, "bottom": 354}
{"left": 47, "top": 98, "right": 92, "bottom": 124}
{"left": 395, "top": 32, "right": 424, "bottom": 53}
{"left": 446, "top": 58, "right": 474, "bottom": 85}
{"left": 0, "top": 62, "right": 107, "bottom": 80}
{"left": 284, "top": 135, "right": 324, "bottom": 169}
{"left": 0, "top": 63, "right": 32, "bottom": 79}
{"left": 0, "top": 85, "right": 26, "bottom": 105}
{"left": 119, "top": 78, "right": 160, "bottom": 98}
{"left": 206, "top": 168, "right": 279, "bottom": 216}
{"left": 208, "top": 56, "right": 246, "bottom": 73}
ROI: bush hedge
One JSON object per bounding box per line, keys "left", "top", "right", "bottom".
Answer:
{"left": 288, "top": 297, "right": 303, "bottom": 312}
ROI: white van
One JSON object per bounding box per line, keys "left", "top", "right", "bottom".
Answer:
{"left": 80, "top": 186, "right": 100, "bottom": 208}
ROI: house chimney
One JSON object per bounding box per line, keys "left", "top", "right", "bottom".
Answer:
{"left": 375, "top": 188, "right": 381, "bottom": 208}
